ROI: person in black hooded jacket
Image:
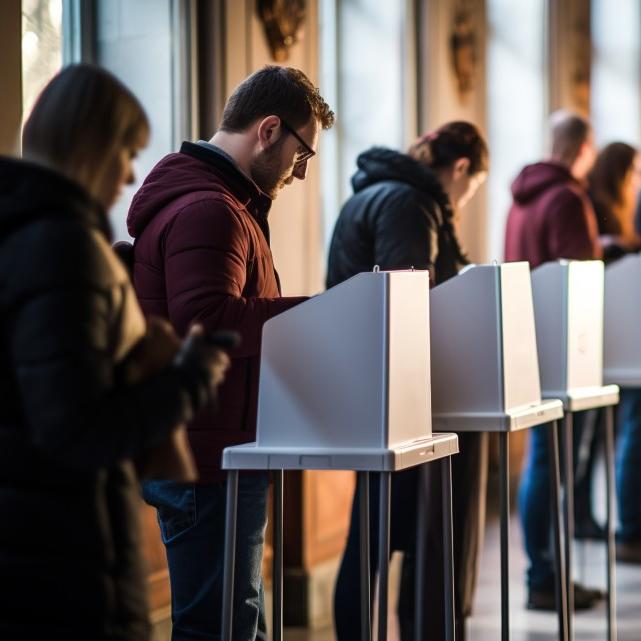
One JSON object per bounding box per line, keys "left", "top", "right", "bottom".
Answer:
{"left": 329, "top": 122, "right": 488, "bottom": 641}
{"left": 0, "top": 65, "right": 230, "bottom": 641}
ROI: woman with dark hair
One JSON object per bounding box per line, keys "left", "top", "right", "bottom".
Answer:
{"left": 589, "top": 141, "right": 641, "bottom": 260}
{"left": 586, "top": 142, "right": 641, "bottom": 563}
{"left": 0, "top": 64, "right": 229, "bottom": 640}
{"left": 328, "top": 121, "right": 489, "bottom": 641}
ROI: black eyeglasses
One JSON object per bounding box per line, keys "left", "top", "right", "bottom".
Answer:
{"left": 280, "top": 118, "right": 316, "bottom": 164}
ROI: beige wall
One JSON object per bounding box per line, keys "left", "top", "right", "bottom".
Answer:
{"left": 223, "top": 0, "right": 323, "bottom": 297}
{"left": 0, "top": 0, "right": 22, "bottom": 155}
{"left": 418, "top": 0, "right": 488, "bottom": 262}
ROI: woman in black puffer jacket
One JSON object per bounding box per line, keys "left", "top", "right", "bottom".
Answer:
{"left": 329, "top": 122, "right": 489, "bottom": 641}
{"left": 0, "top": 65, "right": 229, "bottom": 641}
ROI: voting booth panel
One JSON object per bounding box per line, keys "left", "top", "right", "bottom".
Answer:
{"left": 429, "top": 262, "right": 543, "bottom": 421}
{"left": 531, "top": 260, "right": 607, "bottom": 400}
{"left": 604, "top": 253, "right": 641, "bottom": 386}
{"left": 256, "top": 270, "right": 432, "bottom": 451}
{"left": 429, "top": 262, "right": 562, "bottom": 432}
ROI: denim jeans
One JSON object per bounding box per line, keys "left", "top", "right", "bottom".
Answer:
{"left": 334, "top": 432, "right": 487, "bottom": 641}
{"left": 518, "top": 412, "right": 589, "bottom": 590}
{"left": 616, "top": 388, "right": 641, "bottom": 542}
{"left": 142, "top": 474, "right": 269, "bottom": 641}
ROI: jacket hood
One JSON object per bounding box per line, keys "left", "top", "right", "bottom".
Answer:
{"left": 351, "top": 147, "right": 452, "bottom": 216}
{"left": 511, "top": 161, "right": 577, "bottom": 205}
{"left": 127, "top": 142, "right": 271, "bottom": 238}
{"left": 0, "top": 157, "right": 109, "bottom": 240}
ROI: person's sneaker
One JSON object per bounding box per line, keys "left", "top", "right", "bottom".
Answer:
{"left": 616, "top": 540, "right": 641, "bottom": 564}
{"left": 527, "top": 582, "right": 603, "bottom": 611}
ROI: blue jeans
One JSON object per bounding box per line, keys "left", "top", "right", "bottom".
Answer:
{"left": 142, "top": 474, "right": 269, "bottom": 641}
{"left": 616, "top": 388, "right": 641, "bottom": 542}
{"left": 518, "top": 412, "right": 589, "bottom": 590}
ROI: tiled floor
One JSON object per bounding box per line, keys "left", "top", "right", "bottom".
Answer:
{"left": 285, "top": 506, "right": 641, "bottom": 640}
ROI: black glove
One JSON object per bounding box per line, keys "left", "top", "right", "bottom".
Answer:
{"left": 173, "top": 326, "right": 238, "bottom": 412}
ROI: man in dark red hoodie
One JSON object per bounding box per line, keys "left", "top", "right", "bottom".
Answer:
{"left": 505, "top": 111, "right": 604, "bottom": 613}
{"left": 127, "top": 66, "right": 334, "bottom": 641}
{"left": 505, "top": 110, "right": 600, "bottom": 264}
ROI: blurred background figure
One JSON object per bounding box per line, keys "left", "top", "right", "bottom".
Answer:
{"left": 587, "top": 141, "right": 641, "bottom": 564}
{"left": 589, "top": 142, "right": 641, "bottom": 260}
{"left": 505, "top": 110, "right": 605, "bottom": 612}
{"left": 0, "top": 64, "right": 229, "bottom": 641}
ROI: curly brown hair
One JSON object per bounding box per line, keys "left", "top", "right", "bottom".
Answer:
{"left": 220, "top": 66, "right": 335, "bottom": 133}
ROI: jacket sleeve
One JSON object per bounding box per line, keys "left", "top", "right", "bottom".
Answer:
{"left": 547, "top": 191, "right": 602, "bottom": 260}
{"left": 8, "top": 283, "right": 196, "bottom": 471}
{"left": 164, "top": 199, "right": 307, "bottom": 358}
{"left": 371, "top": 188, "right": 439, "bottom": 278}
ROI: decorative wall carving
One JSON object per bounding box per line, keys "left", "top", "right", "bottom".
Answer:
{"left": 450, "top": 0, "right": 478, "bottom": 98}
{"left": 257, "top": 0, "right": 306, "bottom": 62}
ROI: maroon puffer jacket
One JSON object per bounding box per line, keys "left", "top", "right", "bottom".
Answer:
{"left": 504, "top": 161, "right": 601, "bottom": 266}
{"left": 127, "top": 142, "right": 306, "bottom": 481}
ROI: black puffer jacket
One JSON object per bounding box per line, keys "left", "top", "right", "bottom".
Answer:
{"left": 0, "top": 158, "right": 197, "bottom": 641}
{"left": 326, "top": 147, "right": 467, "bottom": 288}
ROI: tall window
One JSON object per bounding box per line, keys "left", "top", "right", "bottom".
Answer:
{"left": 591, "top": 0, "right": 641, "bottom": 147}
{"left": 22, "top": 0, "right": 64, "bottom": 119}
{"left": 94, "top": 0, "right": 196, "bottom": 241}
{"left": 486, "top": 0, "right": 547, "bottom": 261}
{"left": 319, "top": 0, "right": 415, "bottom": 253}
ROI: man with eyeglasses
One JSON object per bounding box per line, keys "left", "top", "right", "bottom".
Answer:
{"left": 126, "top": 66, "right": 334, "bottom": 641}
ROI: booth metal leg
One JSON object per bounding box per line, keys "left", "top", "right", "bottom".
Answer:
{"left": 273, "top": 470, "right": 284, "bottom": 641}
{"left": 442, "top": 456, "right": 456, "bottom": 641}
{"left": 499, "top": 431, "right": 510, "bottom": 641}
{"left": 549, "top": 420, "right": 569, "bottom": 641}
{"left": 563, "top": 412, "right": 575, "bottom": 641}
{"left": 222, "top": 469, "right": 239, "bottom": 641}
{"left": 377, "top": 472, "right": 391, "bottom": 641}
{"left": 414, "top": 465, "right": 428, "bottom": 641}
{"left": 604, "top": 405, "right": 617, "bottom": 641}
{"left": 359, "top": 471, "right": 372, "bottom": 641}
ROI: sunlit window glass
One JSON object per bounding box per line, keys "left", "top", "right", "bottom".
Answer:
{"left": 22, "top": 0, "right": 64, "bottom": 121}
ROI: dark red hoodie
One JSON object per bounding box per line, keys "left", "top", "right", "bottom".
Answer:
{"left": 127, "top": 142, "right": 306, "bottom": 481}
{"left": 504, "top": 161, "right": 601, "bottom": 267}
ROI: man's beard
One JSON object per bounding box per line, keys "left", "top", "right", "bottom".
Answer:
{"left": 250, "top": 143, "right": 289, "bottom": 199}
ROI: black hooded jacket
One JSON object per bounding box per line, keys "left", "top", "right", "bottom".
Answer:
{"left": 0, "top": 158, "right": 197, "bottom": 641}
{"left": 326, "top": 147, "right": 467, "bottom": 288}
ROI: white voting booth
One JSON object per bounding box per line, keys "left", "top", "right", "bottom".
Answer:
{"left": 604, "top": 253, "right": 641, "bottom": 386}
{"left": 428, "top": 261, "right": 565, "bottom": 641}
{"left": 223, "top": 269, "right": 458, "bottom": 471}
{"left": 531, "top": 259, "right": 619, "bottom": 641}
{"left": 430, "top": 261, "right": 563, "bottom": 432}
{"left": 531, "top": 260, "right": 618, "bottom": 409}
{"left": 221, "top": 270, "right": 459, "bottom": 641}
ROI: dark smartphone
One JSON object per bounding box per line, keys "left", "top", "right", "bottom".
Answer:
{"left": 204, "top": 330, "right": 241, "bottom": 350}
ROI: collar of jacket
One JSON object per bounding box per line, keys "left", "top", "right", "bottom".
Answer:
{"left": 179, "top": 141, "right": 273, "bottom": 224}
{"left": 352, "top": 147, "right": 454, "bottom": 223}
{"left": 0, "top": 156, "right": 111, "bottom": 241}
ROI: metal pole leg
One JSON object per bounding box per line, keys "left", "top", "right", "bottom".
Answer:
{"left": 549, "top": 420, "right": 569, "bottom": 641}
{"left": 222, "top": 469, "right": 239, "bottom": 641}
{"left": 377, "top": 471, "right": 391, "bottom": 641}
{"left": 499, "top": 431, "right": 510, "bottom": 641}
{"left": 442, "top": 456, "right": 456, "bottom": 641}
{"left": 563, "top": 413, "right": 575, "bottom": 641}
{"left": 273, "top": 470, "right": 284, "bottom": 641}
{"left": 359, "top": 471, "right": 372, "bottom": 641}
{"left": 604, "top": 405, "right": 618, "bottom": 641}
{"left": 414, "top": 464, "right": 428, "bottom": 641}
